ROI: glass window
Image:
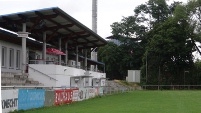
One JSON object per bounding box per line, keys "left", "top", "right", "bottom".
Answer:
{"left": 16, "top": 50, "right": 20, "bottom": 69}
{"left": 9, "top": 48, "right": 14, "bottom": 68}
{"left": 1, "top": 46, "right": 6, "bottom": 67}
{"left": 36, "top": 55, "right": 40, "bottom": 59}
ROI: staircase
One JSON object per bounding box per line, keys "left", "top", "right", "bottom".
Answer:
{"left": 1, "top": 72, "right": 43, "bottom": 86}
{"left": 104, "top": 80, "right": 129, "bottom": 94}
{"left": 105, "top": 80, "right": 142, "bottom": 93}
{"left": 107, "top": 80, "right": 128, "bottom": 90}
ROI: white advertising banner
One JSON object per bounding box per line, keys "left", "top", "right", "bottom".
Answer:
{"left": 88, "top": 88, "right": 96, "bottom": 98}
{"left": 78, "top": 88, "right": 89, "bottom": 101}
{"left": 72, "top": 88, "right": 79, "bottom": 102}
{"left": 1, "top": 89, "right": 18, "bottom": 113}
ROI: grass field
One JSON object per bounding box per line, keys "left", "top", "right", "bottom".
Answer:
{"left": 15, "top": 91, "right": 201, "bottom": 113}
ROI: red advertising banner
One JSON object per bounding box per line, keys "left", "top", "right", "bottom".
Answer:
{"left": 55, "top": 89, "right": 73, "bottom": 105}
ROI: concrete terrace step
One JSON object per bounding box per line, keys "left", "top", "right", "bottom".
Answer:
{"left": 14, "top": 73, "right": 28, "bottom": 79}
{"left": 1, "top": 72, "right": 15, "bottom": 78}
{"left": 1, "top": 77, "right": 26, "bottom": 84}
{"left": 1, "top": 83, "right": 44, "bottom": 86}
{"left": 107, "top": 80, "right": 129, "bottom": 91}
{"left": 1, "top": 72, "right": 43, "bottom": 86}
{"left": 26, "top": 80, "right": 39, "bottom": 84}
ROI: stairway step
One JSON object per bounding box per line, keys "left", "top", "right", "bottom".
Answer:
{"left": 14, "top": 73, "right": 28, "bottom": 79}
{"left": 1, "top": 72, "right": 42, "bottom": 86}
{"left": 1, "top": 72, "right": 15, "bottom": 78}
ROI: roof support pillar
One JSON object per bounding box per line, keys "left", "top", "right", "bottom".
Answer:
{"left": 103, "top": 64, "right": 105, "bottom": 73}
{"left": 22, "top": 23, "right": 27, "bottom": 74}
{"left": 59, "top": 38, "right": 61, "bottom": 65}
{"left": 84, "top": 49, "right": 88, "bottom": 71}
{"left": 76, "top": 46, "right": 79, "bottom": 68}
{"left": 42, "top": 32, "right": 46, "bottom": 64}
{"left": 95, "top": 65, "right": 98, "bottom": 72}
{"left": 0, "top": 43, "right": 1, "bottom": 77}
{"left": 65, "top": 41, "right": 68, "bottom": 66}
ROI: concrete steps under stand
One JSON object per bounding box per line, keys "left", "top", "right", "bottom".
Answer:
{"left": 107, "top": 80, "right": 129, "bottom": 91}
{"left": 1, "top": 72, "right": 43, "bottom": 86}
{"left": 14, "top": 73, "right": 28, "bottom": 79}
{"left": 1, "top": 72, "right": 15, "bottom": 78}
{"left": 1, "top": 77, "right": 26, "bottom": 85}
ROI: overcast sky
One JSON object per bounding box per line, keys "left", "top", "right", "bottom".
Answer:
{"left": 0, "top": 0, "right": 200, "bottom": 59}
{"left": 0, "top": 0, "right": 187, "bottom": 38}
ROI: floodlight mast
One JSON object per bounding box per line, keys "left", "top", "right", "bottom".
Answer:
{"left": 92, "top": 0, "right": 97, "bottom": 33}
{"left": 91, "top": 0, "right": 98, "bottom": 71}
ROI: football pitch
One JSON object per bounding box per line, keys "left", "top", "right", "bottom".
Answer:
{"left": 16, "top": 91, "right": 201, "bottom": 113}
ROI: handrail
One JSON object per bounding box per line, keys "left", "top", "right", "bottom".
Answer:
{"left": 1, "top": 85, "right": 108, "bottom": 89}
{"left": 28, "top": 65, "right": 58, "bottom": 81}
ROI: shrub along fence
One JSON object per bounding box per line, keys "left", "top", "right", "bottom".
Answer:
{"left": 1, "top": 86, "right": 136, "bottom": 113}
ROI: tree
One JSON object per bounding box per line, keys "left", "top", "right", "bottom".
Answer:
{"left": 144, "top": 17, "right": 195, "bottom": 84}
{"left": 98, "top": 39, "right": 144, "bottom": 80}
{"left": 99, "top": 0, "right": 201, "bottom": 85}
{"left": 134, "top": 0, "right": 170, "bottom": 29}
{"left": 111, "top": 16, "right": 146, "bottom": 40}
{"left": 98, "top": 42, "right": 121, "bottom": 79}
{"left": 191, "top": 60, "right": 201, "bottom": 84}
{"left": 186, "top": 0, "right": 201, "bottom": 55}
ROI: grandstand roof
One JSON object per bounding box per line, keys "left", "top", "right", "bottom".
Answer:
{"left": 0, "top": 7, "right": 107, "bottom": 50}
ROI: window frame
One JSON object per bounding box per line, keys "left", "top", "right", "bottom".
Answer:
{"left": 1, "top": 46, "right": 7, "bottom": 67}
{"left": 9, "top": 48, "right": 14, "bottom": 68}
{"left": 16, "top": 50, "right": 20, "bottom": 69}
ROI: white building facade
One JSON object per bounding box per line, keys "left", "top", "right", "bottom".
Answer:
{"left": 0, "top": 7, "right": 107, "bottom": 87}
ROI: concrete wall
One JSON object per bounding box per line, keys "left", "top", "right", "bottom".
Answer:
{"left": 28, "top": 64, "right": 86, "bottom": 87}
{"left": 44, "top": 90, "right": 55, "bottom": 106}
{"left": 86, "top": 71, "right": 106, "bottom": 87}
{"left": 70, "top": 77, "right": 82, "bottom": 87}
{"left": 86, "top": 71, "right": 106, "bottom": 78}
{"left": 65, "top": 66, "right": 86, "bottom": 76}
{"left": 28, "top": 65, "right": 57, "bottom": 86}
{"left": 56, "top": 75, "right": 71, "bottom": 87}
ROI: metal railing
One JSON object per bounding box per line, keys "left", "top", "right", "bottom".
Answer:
{"left": 1, "top": 85, "right": 139, "bottom": 95}
{"left": 143, "top": 85, "right": 201, "bottom": 90}
{"left": 103, "top": 86, "right": 139, "bottom": 95}
{"left": 29, "top": 60, "right": 104, "bottom": 72}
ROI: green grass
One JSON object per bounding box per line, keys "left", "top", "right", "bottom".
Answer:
{"left": 15, "top": 91, "right": 201, "bottom": 113}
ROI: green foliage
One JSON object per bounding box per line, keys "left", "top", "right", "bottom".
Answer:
{"left": 98, "top": 41, "right": 144, "bottom": 80}
{"left": 145, "top": 17, "right": 195, "bottom": 84}
{"left": 100, "top": 0, "right": 201, "bottom": 85}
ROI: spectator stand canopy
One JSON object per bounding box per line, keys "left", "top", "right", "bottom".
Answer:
{"left": 46, "top": 48, "right": 66, "bottom": 55}
{"left": 0, "top": 7, "right": 107, "bottom": 67}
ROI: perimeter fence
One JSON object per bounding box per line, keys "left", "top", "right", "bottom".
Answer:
{"left": 142, "top": 85, "right": 201, "bottom": 90}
